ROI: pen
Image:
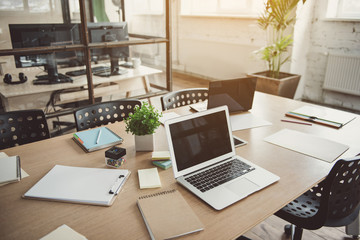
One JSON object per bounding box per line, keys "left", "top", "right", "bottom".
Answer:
{"left": 281, "top": 119, "right": 312, "bottom": 126}
{"left": 96, "top": 129, "right": 102, "bottom": 144}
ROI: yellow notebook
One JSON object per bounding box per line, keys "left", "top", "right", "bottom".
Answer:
{"left": 137, "top": 189, "right": 204, "bottom": 240}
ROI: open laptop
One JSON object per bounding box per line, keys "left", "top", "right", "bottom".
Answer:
{"left": 164, "top": 106, "right": 279, "bottom": 210}
{"left": 190, "top": 77, "right": 257, "bottom": 113}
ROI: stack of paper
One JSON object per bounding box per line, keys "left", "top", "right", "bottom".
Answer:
{"left": 0, "top": 155, "right": 21, "bottom": 184}
{"left": 151, "top": 151, "right": 172, "bottom": 170}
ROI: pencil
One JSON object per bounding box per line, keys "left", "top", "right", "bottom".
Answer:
{"left": 96, "top": 129, "right": 102, "bottom": 144}
{"left": 281, "top": 119, "right": 312, "bottom": 126}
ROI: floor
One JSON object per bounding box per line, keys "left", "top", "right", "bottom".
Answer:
{"left": 49, "top": 71, "right": 357, "bottom": 240}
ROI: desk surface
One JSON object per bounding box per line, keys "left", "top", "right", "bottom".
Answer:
{"left": 0, "top": 65, "right": 162, "bottom": 98}
{"left": 1, "top": 92, "right": 359, "bottom": 240}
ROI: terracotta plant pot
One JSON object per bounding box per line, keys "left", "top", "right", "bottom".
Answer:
{"left": 247, "top": 71, "right": 301, "bottom": 99}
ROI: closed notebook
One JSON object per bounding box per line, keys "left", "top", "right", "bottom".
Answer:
{"left": 73, "top": 127, "right": 123, "bottom": 152}
{"left": 137, "top": 189, "right": 204, "bottom": 240}
{"left": 0, "top": 156, "right": 21, "bottom": 184}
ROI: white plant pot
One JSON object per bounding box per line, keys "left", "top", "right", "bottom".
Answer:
{"left": 135, "top": 134, "right": 154, "bottom": 152}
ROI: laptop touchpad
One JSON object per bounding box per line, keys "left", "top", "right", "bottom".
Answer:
{"left": 225, "top": 178, "right": 259, "bottom": 197}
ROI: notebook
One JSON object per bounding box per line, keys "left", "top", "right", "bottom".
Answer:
{"left": 0, "top": 155, "right": 21, "bottom": 184}
{"left": 23, "top": 165, "right": 130, "bottom": 206}
{"left": 190, "top": 77, "right": 257, "bottom": 113}
{"left": 137, "top": 189, "right": 204, "bottom": 240}
{"left": 286, "top": 106, "right": 356, "bottom": 128}
{"left": 164, "top": 106, "right": 279, "bottom": 210}
{"left": 73, "top": 127, "right": 123, "bottom": 152}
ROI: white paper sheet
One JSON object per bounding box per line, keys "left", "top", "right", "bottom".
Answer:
{"left": 230, "top": 113, "right": 272, "bottom": 131}
{"left": 264, "top": 129, "right": 349, "bottom": 162}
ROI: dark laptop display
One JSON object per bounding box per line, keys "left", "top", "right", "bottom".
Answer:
{"left": 168, "top": 110, "right": 232, "bottom": 171}
{"left": 207, "top": 77, "right": 257, "bottom": 113}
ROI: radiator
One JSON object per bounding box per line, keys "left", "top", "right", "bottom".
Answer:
{"left": 323, "top": 54, "right": 360, "bottom": 96}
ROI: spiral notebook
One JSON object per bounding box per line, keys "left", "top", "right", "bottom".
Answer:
{"left": 137, "top": 189, "right": 204, "bottom": 240}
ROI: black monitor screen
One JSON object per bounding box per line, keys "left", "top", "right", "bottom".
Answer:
{"left": 9, "top": 23, "right": 81, "bottom": 84}
{"left": 87, "top": 22, "right": 130, "bottom": 76}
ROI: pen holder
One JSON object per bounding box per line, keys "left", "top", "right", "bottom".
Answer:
{"left": 105, "top": 146, "right": 126, "bottom": 168}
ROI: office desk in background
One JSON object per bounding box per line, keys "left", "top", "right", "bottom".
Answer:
{"left": 0, "top": 92, "right": 359, "bottom": 240}
{"left": 0, "top": 65, "right": 162, "bottom": 112}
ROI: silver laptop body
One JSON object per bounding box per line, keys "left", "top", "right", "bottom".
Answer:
{"left": 190, "top": 77, "right": 257, "bottom": 113}
{"left": 164, "top": 106, "right": 279, "bottom": 210}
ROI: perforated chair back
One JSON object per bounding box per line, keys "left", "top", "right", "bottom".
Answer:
{"left": 74, "top": 100, "right": 141, "bottom": 131}
{"left": 160, "top": 88, "right": 208, "bottom": 111}
{"left": 0, "top": 110, "right": 50, "bottom": 150}
{"left": 275, "top": 155, "right": 360, "bottom": 232}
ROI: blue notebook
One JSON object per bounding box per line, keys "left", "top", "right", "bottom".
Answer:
{"left": 73, "top": 127, "right": 123, "bottom": 152}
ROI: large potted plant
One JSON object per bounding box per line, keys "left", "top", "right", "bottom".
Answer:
{"left": 248, "top": 0, "right": 306, "bottom": 99}
{"left": 124, "top": 102, "right": 162, "bottom": 151}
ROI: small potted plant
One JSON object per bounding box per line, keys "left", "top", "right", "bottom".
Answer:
{"left": 124, "top": 102, "right": 162, "bottom": 151}
{"left": 248, "top": 0, "right": 306, "bottom": 99}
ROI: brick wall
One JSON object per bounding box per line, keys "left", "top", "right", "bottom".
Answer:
{"left": 296, "top": 0, "right": 360, "bottom": 112}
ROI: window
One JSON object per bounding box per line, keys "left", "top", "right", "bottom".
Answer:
{"left": 0, "top": 0, "right": 56, "bottom": 13}
{"left": 181, "top": 0, "right": 265, "bottom": 17}
{"left": 326, "top": 0, "right": 360, "bottom": 20}
{"left": 130, "top": 0, "right": 164, "bottom": 15}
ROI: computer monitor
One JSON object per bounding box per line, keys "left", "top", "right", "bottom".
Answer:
{"left": 87, "top": 22, "right": 130, "bottom": 77}
{"left": 9, "top": 23, "right": 82, "bottom": 85}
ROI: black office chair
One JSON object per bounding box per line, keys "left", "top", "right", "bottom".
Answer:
{"left": 275, "top": 155, "right": 360, "bottom": 240}
{"left": 73, "top": 100, "right": 142, "bottom": 131}
{"left": 0, "top": 109, "right": 50, "bottom": 150}
{"left": 160, "top": 88, "right": 208, "bottom": 111}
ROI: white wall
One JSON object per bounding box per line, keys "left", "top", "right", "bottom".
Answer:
{"left": 295, "top": 0, "right": 360, "bottom": 112}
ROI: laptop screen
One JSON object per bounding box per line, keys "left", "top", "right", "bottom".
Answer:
{"left": 208, "top": 77, "right": 257, "bottom": 113}
{"left": 168, "top": 109, "right": 232, "bottom": 171}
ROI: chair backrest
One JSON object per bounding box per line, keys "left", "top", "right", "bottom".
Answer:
{"left": 324, "top": 155, "right": 360, "bottom": 226}
{"left": 0, "top": 109, "right": 50, "bottom": 150}
{"left": 160, "top": 88, "right": 208, "bottom": 111}
{"left": 73, "top": 100, "right": 141, "bottom": 131}
{"left": 307, "top": 155, "right": 360, "bottom": 227}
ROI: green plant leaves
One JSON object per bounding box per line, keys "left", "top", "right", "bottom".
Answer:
{"left": 256, "top": 0, "right": 306, "bottom": 78}
{"left": 124, "top": 102, "right": 162, "bottom": 136}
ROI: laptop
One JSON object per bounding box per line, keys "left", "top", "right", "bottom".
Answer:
{"left": 190, "top": 77, "right": 257, "bottom": 113}
{"left": 164, "top": 106, "right": 279, "bottom": 210}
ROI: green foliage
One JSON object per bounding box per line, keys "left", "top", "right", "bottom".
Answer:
{"left": 124, "top": 102, "right": 162, "bottom": 136}
{"left": 256, "top": 0, "right": 307, "bottom": 78}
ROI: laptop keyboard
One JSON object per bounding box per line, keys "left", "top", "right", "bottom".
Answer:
{"left": 185, "top": 159, "right": 255, "bottom": 193}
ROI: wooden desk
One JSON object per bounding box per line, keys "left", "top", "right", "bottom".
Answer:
{"left": 0, "top": 65, "right": 162, "bottom": 111}
{"left": 1, "top": 92, "right": 359, "bottom": 240}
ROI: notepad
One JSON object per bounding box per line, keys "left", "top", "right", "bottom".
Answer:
{"left": 152, "top": 160, "right": 172, "bottom": 170}
{"left": 138, "top": 168, "right": 161, "bottom": 189}
{"left": 23, "top": 165, "right": 130, "bottom": 206}
{"left": 0, "top": 156, "right": 21, "bottom": 184}
{"left": 73, "top": 127, "right": 123, "bottom": 152}
{"left": 151, "top": 151, "right": 171, "bottom": 160}
{"left": 264, "top": 129, "right": 349, "bottom": 162}
{"left": 137, "top": 189, "right": 204, "bottom": 240}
